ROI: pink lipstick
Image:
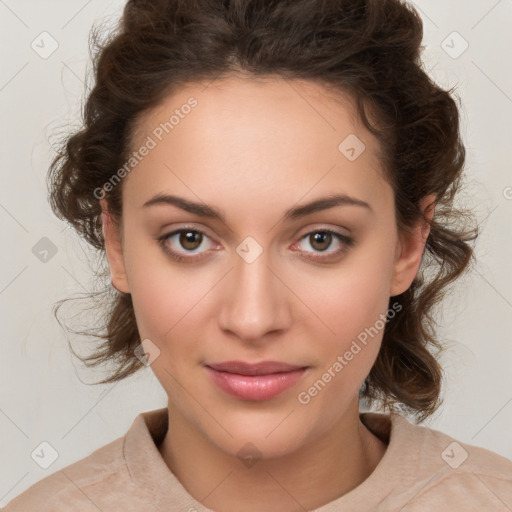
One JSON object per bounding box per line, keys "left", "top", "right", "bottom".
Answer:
{"left": 205, "top": 361, "right": 308, "bottom": 401}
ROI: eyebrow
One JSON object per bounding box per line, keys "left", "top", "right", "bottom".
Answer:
{"left": 142, "top": 192, "right": 373, "bottom": 223}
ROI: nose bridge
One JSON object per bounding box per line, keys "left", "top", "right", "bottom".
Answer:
{"left": 218, "top": 242, "right": 291, "bottom": 341}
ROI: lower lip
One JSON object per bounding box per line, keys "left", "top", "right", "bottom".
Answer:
{"left": 205, "top": 366, "right": 307, "bottom": 401}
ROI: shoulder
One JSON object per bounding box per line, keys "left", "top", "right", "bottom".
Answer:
{"left": 2, "top": 435, "right": 148, "bottom": 511}
{"left": 387, "top": 413, "right": 512, "bottom": 510}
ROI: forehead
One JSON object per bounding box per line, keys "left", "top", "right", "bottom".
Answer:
{"left": 123, "top": 75, "right": 391, "bottom": 219}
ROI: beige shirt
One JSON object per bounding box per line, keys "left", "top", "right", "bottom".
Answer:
{"left": 3, "top": 407, "right": 512, "bottom": 511}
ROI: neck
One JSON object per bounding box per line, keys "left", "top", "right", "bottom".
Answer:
{"left": 158, "top": 398, "right": 387, "bottom": 512}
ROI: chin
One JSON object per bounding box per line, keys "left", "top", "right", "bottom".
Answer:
{"left": 217, "top": 430, "right": 307, "bottom": 462}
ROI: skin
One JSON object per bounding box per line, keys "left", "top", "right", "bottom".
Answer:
{"left": 100, "top": 75, "right": 435, "bottom": 512}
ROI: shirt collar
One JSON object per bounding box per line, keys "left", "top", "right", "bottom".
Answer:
{"left": 123, "top": 407, "right": 417, "bottom": 511}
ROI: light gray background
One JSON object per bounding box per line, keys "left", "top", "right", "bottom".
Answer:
{"left": 1, "top": 0, "right": 511, "bottom": 504}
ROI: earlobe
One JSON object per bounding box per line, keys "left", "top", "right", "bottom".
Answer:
{"left": 390, "top": 194, "right": 436, "bottom": 297}
{"left": 99, "top": 198, "right": 130, "bottom": 294}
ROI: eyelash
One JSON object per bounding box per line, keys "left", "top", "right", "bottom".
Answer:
{"left": 156, "top": 226, "right": 355, "bottom": 263}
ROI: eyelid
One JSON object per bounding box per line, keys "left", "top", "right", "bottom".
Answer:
{"left": 294, "top": 222, "right": 351, "bottom": 239}
{"left": 157, "top": 223, "right": 354, "bottom": 263}
{"left": 291, "top": 228, "right": 353, "bottom": 257}
{"left": 156, "top": 226, "right": 218, "bottom": 263}
{"left": 158, "top": 222, "right": 350, "bottom": 246}
{"left": 159, "top": 225, "right": 219, "bottom": 249}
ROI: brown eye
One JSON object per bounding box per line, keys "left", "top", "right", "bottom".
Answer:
{"left": 294, "top": 229, "right": 355, "bottom": 262}
{"left": 157, "top": 227, "right": 217, "bottom": 263}
{"left": 309, "top": 232, "right": 332, "bottom": 252}
{"left": 179, "top": 231, "right": 203, "bottom": 250}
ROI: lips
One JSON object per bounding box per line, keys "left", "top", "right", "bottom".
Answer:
{"left": 206, "top": 360, "right": 305, "bottom": 376}
{"left": 205, "top": 360, "right": 308, "bottom": 401}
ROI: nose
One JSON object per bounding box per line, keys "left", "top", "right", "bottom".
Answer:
{"left": 217, "top": 248, "right": 292, "bottom": 344}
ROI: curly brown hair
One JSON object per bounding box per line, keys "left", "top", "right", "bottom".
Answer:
{"left": 48, "top": 0, "right": 478, "bottom": 422}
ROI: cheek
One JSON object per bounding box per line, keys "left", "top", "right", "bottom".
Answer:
{"left": 123, "top": 238, "right": 205, "bottom": 340}
{"left": 295, "top": 265, "right": 391, "bottom": 422}
{"left": 297, "top": 243, "right": 395, "bottom": 349}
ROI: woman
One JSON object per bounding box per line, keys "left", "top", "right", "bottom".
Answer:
{"left": 4, "top": 0, "right": 512, "bottom": 510}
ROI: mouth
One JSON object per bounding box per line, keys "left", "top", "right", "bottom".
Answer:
{"left": 205, "top": 360, "right": 309, "bottom": 401}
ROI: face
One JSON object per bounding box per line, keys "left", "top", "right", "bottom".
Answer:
{"left": 101, "top": 75, "right": 431, "bottom": 458}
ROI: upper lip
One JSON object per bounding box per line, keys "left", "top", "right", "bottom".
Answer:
{"left": 205, "top": 361, "right": 307, "bottom": 376}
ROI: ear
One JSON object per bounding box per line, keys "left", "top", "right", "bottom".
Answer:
{"left": 100, "top": 198, "right": 130, "bottom": 294}
{"left": 390, "top": 194, "right": 436, "bottom": 297}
